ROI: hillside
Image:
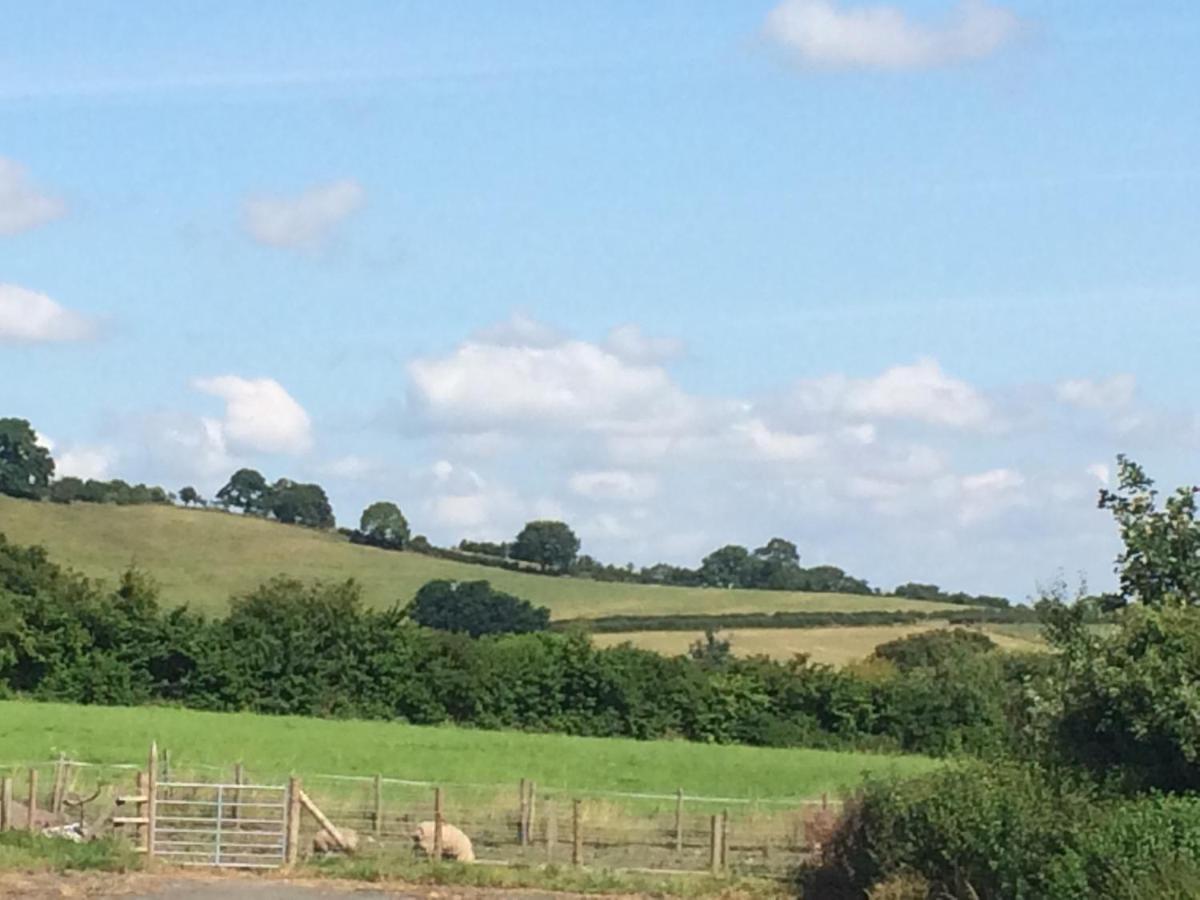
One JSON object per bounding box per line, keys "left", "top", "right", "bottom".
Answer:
{"left": 0, "top": 495, "right": 967, "bottom": 619}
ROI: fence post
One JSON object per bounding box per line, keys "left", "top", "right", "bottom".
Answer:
{"left": 720, "top": 809, "right": 729, "bottom": 873}
{"left": 26, "top": 769, "right": 39, "bottom": 833}
{"left": 51, "top": 754, "right": 66, "bottom": 815}
{"left": 545, "top": 799, "right": 557, "bottom": 862}
{"left": 527, "top": 781, "right": 537, "bottom": 846}
{"left": 232, "top": 763, "right": 244, "bottom": 824}
{"left": 146, "top": 742, "right": 158, "bottom": 859}
{"left": 0, "top": 776, "right": 11, "bottom": 831}
{"left": 134, "top": 771, "right": 147, "bottom": 852}
{"left": 709, "top": 815, "right": 720, "bottom": 876}
{"left": 373, "top": 774, "right": 383, "bottom": 838}
{"left": 162, "top": 748, "right": 171, "bottom": 782}
{"left": 433, "top": 786, "right": 444, "bottom": 860}
{"left": 674, "top": 788, "right": 684, "bottom": 855}
{"left": 285, "top": 777, "right": 301, "bottom": 867}
{"left": 572, "top": 799, "right": 582, "bottom": 866}
{"left": 518, "top": 778, "right": 528, "bottom": 845}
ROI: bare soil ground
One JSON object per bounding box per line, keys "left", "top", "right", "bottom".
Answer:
{"left": 0, "top": 872, "right": 601, "bottom": 900}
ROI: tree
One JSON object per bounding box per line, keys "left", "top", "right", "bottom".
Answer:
{"left": 358, "top": 501, "right": 410, "bottom": 549}
{"left": 266, "top": 479, "right": 334, "bottom": 529}
{"left": 179, "top": 486, "right": 199, "bottom": 507}
{"left": 510, "top": 520, "right": 580, "bottom": 573}
{"left": 689, "top": 628, "right": 733, "bottom": 669}
{"left": 699, "top": 545, "right": 754, "bottom": 588}
{"left": 408, "top": 579, "right": 550, "bottom": 637}
{"left": 754, "top": 537, "right": 799, "bottom": 567}
{"left": 0, "top": 418, "right": 54, "bottom": 499}
{"left": 216, "top": 468, "right": 269, "bottom": 514}
{"left": 1098, "top": 454, "right": 1200, "bottom": 607}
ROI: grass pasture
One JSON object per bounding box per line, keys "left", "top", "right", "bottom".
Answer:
{"left": 0, "top": 701, "right": 936, "bottom": 876}
{"left": 0, "top": 496, "right": 967, "bottom": 619}
{"left": 0, "top": 700, "right": 936, "bottom": 800}
{"left": 594, "top": 622, "right": 1048, "bottom": 666}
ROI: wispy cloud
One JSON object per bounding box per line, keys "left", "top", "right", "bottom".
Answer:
{"left": 0, "top": 158, "right": 65, "bottom": 236}
{"left": 763, "top": 0, "right": 1021, "bottom": 70}
{"left": 0, "top": 284, "right": 94, "bottom": 343}
{"left": 242, "top": 179, "right": 364, "bottom": 251}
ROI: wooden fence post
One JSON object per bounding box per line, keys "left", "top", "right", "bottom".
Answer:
{"left": 146, "top": 742, "right": 158, "bottom": 859}
{"left": 373, "top": 774, "right": 383, "bottom": 838}
{"left": 26, "top": 769, "right": 39, "bottom": 833}
{"left": 674, "top": 788, "right": 684, "bottom": 855}
{"left": 709, "top": 815, "right": 720, "bottom": 876}
{"left": 0, "top": 776, "right": 11, "bottom": 831}
{"left": 51, "top": 754, "right": 66, "bottom": 815}
{"left": 572, "top": 799, "right": 582, "bottom": 867}
{"left": 518, "top": 778, "right": 529, "bottom": 845}
{"left": 285, "top": 777, "right": 301, "bottom": 867}
{"left": 232, "top": 763, "right": 244, "bottom": 824}
{"left": 545, "top": 800, "right": 557, "bottom": 862}
{"left": 433, "top": 787, "right": 444, "bottom": 860}
{"left": 161, "top": 748, "right": 171, "bottom": 782}
{"left": 527, "top": 781, "right": 537, "bottom": 845}
{"left": 134, "top": 771, "right": 147, "bottom": 852}
{"left": 720, "top": 809, "right": 729, "bottom": 873}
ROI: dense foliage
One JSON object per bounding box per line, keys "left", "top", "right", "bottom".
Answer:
{"left": 0, "top": 418, "right": 54, "bottom": 499}
{"left": 48, "top": 477, "right": 171, "bottom": 506}
{"left": 0, "top": 531, "right": 1032, "bottom": 757}
{"left": 408, "top": 579, "right": 550, "bottom": 637}
{"left": 806, "top": 763, "right": 1200, "bottom": 900}
{"left": 214, "top": 468, "right": 334, "bottom": 528}
{"left": 555, "top": 606, "right": 1037, "bottom": 633}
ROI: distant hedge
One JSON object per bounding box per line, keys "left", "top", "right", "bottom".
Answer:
{"left": 556, "top": 606, "right": 1039, "bottom": 633}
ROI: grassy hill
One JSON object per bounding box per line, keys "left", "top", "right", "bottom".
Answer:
{"left": 0, "top": 495, "right": 966, "bottom": 620}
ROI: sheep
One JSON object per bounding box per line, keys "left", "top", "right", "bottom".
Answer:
{"left": 411, "top": 820, "right": 475, "bottom": 862}
{"left": 312, "top": 825, "right": 360, "bottom": 855}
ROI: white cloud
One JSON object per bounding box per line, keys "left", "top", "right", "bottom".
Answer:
{"left": 1056, "top": 374, "right": 1136, "bottom": 411}
{"left": 791, "top": 358, "right": 992, "bottom": 429}
{"left": 604, "top": 324, "right": 685, "bottom": 364}
{"left": 1087, "top": 463, "right": 1110, "bottom": 486}
{"left": 192, "top": 375, "right": 313, "bottom": 455}
{"left": 242, "top": 179, "right": 364, "bottom": 250}
{"left": 956, "top": 467, "right": 1026, "bottom": 524}
{"left": 56, "top": 445, "right": 116, "bottom": 481}
{"left": 0, "top": 284, "right": 93, "bottom": 343}
{"left": 407, "top": 320, "right": 699, "bottom": 435}
{"left": 763, "top": 0, "right": 1020, "bottom": 70}
{"left": 733, "top": 419, "right": 826, "bottom": 461}
{"left": 0, "top": 158, "right": 65, "bottom": 236}
{"left": 569, "top": 469, "right": 659, "bottom": 502}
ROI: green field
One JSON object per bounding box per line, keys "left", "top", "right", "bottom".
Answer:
{"left": 0, "top": 700, "right": 937, "bottom": 801}
{"left": 0, "top": 496, "right": 965, "bottom": 619}
{"left": 595, "top": 622, "right": 1048, "bottom": 667}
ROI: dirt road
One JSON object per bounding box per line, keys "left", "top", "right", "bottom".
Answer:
{"left": 0, "top": 872, "right": 588, "bottom": 899}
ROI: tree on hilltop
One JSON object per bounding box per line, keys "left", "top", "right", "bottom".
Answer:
{"left": 216, "top": 468, "right": 269, "bottom": 514}
{"left": 358, "top": 501, "right": 410, "bottom": 549}
{"left": 0, "top": 418, "right": 55, "bottom": 500}
{"left": 510, "top": 520, "right": 580, "bottom": 573}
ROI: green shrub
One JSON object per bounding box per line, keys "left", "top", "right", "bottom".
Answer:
{"left": 409, "top": 579, "right": 550, "bottom": 637}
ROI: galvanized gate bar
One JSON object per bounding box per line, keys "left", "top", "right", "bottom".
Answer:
{"left": 152, "top": 780, "right": 288, "bottom": 869}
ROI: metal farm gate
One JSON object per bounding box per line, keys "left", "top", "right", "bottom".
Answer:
{"left": 152, "top": 780, "right": 289, "bottom": 869}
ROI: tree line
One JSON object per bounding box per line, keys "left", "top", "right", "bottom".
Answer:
{"left": 0, "top": 528, "right": 1041, "bottom": 758}
{"left": 2, "top": 415, "right": 1011, "bottom": 605}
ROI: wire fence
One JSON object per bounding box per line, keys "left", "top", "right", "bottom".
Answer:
{"left": 0, "top": 755, "right": 841, "bottom": 876}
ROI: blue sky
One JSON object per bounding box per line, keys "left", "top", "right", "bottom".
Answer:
{"left": 2, "top": 1, "right": 1197, "bottom": 599}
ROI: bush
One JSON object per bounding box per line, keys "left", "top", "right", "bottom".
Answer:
{"left": 872, "top": 628, "right": 997, "bottom": 671}
{"left": 805, "top": 763, "right": 1200, "bottom": 900}
{"left": 408, "top": 580, "right": 550, "bottom": 637}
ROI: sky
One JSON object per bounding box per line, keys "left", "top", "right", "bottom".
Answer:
{"left": 1, "top": 0, "right": 1198, "bottom": 600}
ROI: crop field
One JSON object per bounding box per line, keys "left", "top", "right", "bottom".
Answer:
{"left": 0, "top": 496, "right": 966, "bottom": 619}
{"left": 594, "top": 622, "right": 1048, "bottom": 666}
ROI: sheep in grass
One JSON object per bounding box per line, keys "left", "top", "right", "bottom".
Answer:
{"left": 411, "top": 820, "right": 475, "bottom": 862}
{"left": 312, "top": 825, "right": 360, "bottom": 855}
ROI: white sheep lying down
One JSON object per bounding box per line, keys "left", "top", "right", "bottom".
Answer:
{"left": 411, "top": 820, "right": 475, "bottom": 862}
